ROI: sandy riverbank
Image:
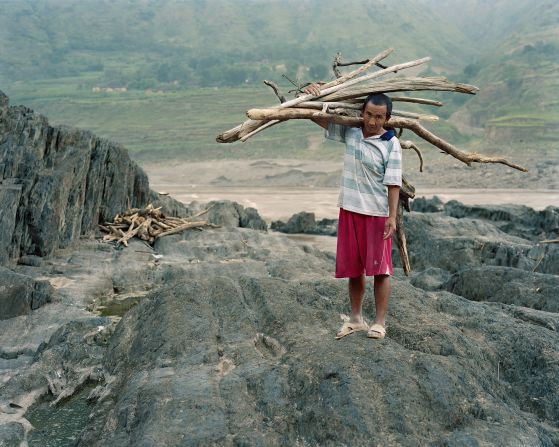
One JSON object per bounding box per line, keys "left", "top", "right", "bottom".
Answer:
{"left": 142, "top": 158, "right": 558, "bottom": 221}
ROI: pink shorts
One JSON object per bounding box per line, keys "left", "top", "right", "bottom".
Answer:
{"left": 335, "top": 208, "right": 393, "bottom": 278}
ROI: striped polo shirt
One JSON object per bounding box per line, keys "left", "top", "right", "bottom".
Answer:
{"left": 326, "top": 122, "right": 402, "bottom": 217}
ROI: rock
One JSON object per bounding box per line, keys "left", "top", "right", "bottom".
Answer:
{"left": 410, "top": 267, "right": 452, "bottom": 291}
{"left": 76, "top": 272, "right": 559, "bottom": 446}
{"left": 0, "top": 184, "right": 22, "bottom": 264}
{"left": 271, "top": 212, "right": 338, "bottom": 235}
{"left": 238, "top": 205, "right": 268, "bottom": 230}
{"left": 188, "top": 200, "right": 267, "bottom": 230}
{"left": 16, "top": 255, "right": 43, "bottom": 267}
{"left": 443, "top": 266, "right": 559, "bottom": 312}
{"left": 410, "top": 195, "right": 444, "bottom": 212}
{"left": 0, "top": 95, "right": 188, "bottom": 264}
{"left": 443, "top": 200, "right": 559, "bottom": 242}
{"left": 0, "top": 267, "right": 55, "bottom": 319}
{"left": 394, "top": 212, "right": 546, "bottom": 273}
{"left": 0, "top": 90, "right": 8, "bottom": 119}
{"left": 0, "top": 422, "right": 24, "bottom": 447}
{"left": 272, "top": 211, "right": 316, "bottom": 233}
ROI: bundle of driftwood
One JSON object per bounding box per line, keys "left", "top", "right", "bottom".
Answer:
{"left": 217, "top": 47, "right": 526, "bottom": 172}
{"left": 99, "top": 204, "right": 217, "bottom": 247}
{"left": 216, "top": 48, "right": 528, "bottom": 275}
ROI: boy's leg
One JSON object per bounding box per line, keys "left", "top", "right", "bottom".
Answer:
{"left": 348, "top": 274, "right": 366, "bottom": 323}
{"left": 373, "top": 274, "right": 390, "bottom": 326}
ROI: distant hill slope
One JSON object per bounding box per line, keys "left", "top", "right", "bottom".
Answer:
{"left": 1, "top": 0, "right": 558, "bottom": 143}
{"left": 0, "top": 0, "right": 470, "bottom": 87}
{"left": 421, "top": 0, "right": 559, "bottom": 139}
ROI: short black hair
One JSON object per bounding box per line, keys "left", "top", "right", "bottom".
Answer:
{"left": 362, "top": 93, "right": 392, "bottom": 117}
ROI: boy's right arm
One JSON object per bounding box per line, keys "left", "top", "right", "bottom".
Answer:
{"left": 304, "top": 83, "right": 330, "bottom": 130}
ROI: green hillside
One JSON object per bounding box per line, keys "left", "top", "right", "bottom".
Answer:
{"left": 0, "top": 0, "right": 470, "bottom": 89}
{"left": 421, "top": 0, "right": 559, "bottom": 136}
{"left": 1, "top": 0, "right": 558, "bottom": 159}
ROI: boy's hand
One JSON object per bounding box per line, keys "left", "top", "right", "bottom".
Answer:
{"left": 304, "top": 83, "right": 322, "bottom": 96}
{"left": 383, "top": 217, "right": 397, "bottom": 240}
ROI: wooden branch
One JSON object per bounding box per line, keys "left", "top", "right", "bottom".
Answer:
{"left": 298, "top": 101, "right": 362, "bottom": 110}
{"left": 240, "top": 120, "right": 280, "bottom": 142}
{"left": 400, "top": 140, "right": 424, "bottom": 172}
{"left": 217, "top": 119, "right": 267, "bottom": 143}
{"left": 396, "top": 201, "right": 411, "bottom": 275}
{"left": 319, "top": 77, "right": 478, "bottom": 102}
{"left": 337, "top": 58, "right": 389, "bottom": 70}
{"left": 321, "top": 48, "right": 394, "bottom": 90}
{"left": 390, "top": 96, "right": 443, "bottom": 107}
{"left": 331, "top": 51, "right": 390, "bottom": 80}
{"left": 263, "top": 80, "right": 286, "bottom": 103}
{"left": 296, "top": 101, "right": 438, "bottom": 120}
{"left": 186, "top": 204, "right": 215, "bottom": 220}
{"left": 244, "top": 108, "right": 527, "bottom": 171}
{"left": 539, "top": 239, "right": 559, "bottom": 244}
{"left": 332, "top": 52, "right": 342, "bottom": 78}
{"left": 216, "top": 49, "right": 407, "bottom": 142}
{"left": 387, "top": 117, "right": 528, "bottom": 172}
{"left": 246, "top": 108, "right": 362, "bottom": 125}
{"left": 155, "top": 221, "right": 214, "bottom": 239}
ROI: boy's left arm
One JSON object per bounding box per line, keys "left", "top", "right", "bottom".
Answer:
{"left": 384, "top": 185, "right": 400, "bottom": 240}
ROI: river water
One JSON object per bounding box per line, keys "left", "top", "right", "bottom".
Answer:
{"left": 150, "top": 185, "right": 558, "bottom": 222}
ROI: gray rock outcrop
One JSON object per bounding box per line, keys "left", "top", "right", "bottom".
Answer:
{"left": 0, "top": 91, "right": 152, "bottom": 263}
{"left": 0, "top": 91, "right": 267, "bottom": 267}
{"left": 72, "top": 229, "right": 558, "bottom": 446}
{"left": 1, "top": 91, "right": 558, "bottom": 446}
{"left": 0, "top": 267, "right": 55, "bottom": 320}
{"left": 271, "top": 211, "right": 338, "bottom": 236}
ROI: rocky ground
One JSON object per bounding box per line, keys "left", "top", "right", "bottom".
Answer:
{"left": 1, "top": 199, "right": 558, "bottom": 446}
{"left": 1, "top": 90, "right": 559, "bottom": 446}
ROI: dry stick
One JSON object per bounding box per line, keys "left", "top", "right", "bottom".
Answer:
{"left": 226, "top": 75, "right": 474, "bottom": 143}
{"left": 390, "top": 97, "right": 443, "bottom": 107}
{"left": 396, "top": 201, "right": 411, "bottom": 275}
{"left": 240, "top": 120, "right": 280, "bottom": 142}
{"left": 320, "top": 77, "right": 478, "bottom": 102}
{"left": 155, "top": 221, "right": 213, "bottom": 239}
{"left": 321, "top": 48, "right": 394, "bottom": 89}
{"left": 245, "top": 108, "right": 528, "bottom": 171}
{"left": 343, "top": 96, "right": 444, "bottom": 106}
{"left": 401, "top": 140, "right": 424, "bottom": 172}
{"left": 247, "top": 108, "right": 361, "bottom": 124}
{"left": 388, "top": 117, "right": 528, "bottom": 172}
{"left": 279, "top": 56, "right": 431, "bottom": 109}
{"left": 186, "top": 205, "right": 215, "bottom": 220}
{"left": 217, "top": 48, "right": 395, "bottom": 142}
{"left": 539, "top": 239, "right": 559, "bottom": 244}
{"left": 263, "top": 80, "right": 286, "bottom": 103}
{"left": 296, "top": 101, "right": 439, "bottom": 121}
{"left": 240, "top": 50, "right": 412, "bottom": 140}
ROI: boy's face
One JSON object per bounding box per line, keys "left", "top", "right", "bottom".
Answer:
{"left": 362, "top": 102, "right": 389, "bottom": 137}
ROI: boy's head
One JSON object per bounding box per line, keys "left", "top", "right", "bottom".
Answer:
{"left": 362, "top": 93, "right": 392, "bottom": 118}
{"left": 361, "top": 93, "right": 392, "bottom": 137}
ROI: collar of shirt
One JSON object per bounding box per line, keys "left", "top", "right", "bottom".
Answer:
{"left": 361, "top": 129, "right": 395, "bottom": 141}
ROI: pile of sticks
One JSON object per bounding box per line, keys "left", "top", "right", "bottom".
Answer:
{"left": 216, "top": 47, "right": 527, "bottom": 173}
{"left": 98, "top": 204, "right": 217, "bottom": 247}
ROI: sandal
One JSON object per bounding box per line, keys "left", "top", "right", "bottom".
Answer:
{"left": 335, "top": 320, "right": 369, "bottom": 340}
{"left": 367, "top": 323, "right": 386, "bottom": 339}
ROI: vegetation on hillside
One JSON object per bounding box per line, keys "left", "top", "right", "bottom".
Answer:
{"left": 1, "top": 0, "right": 558, "bottom": 160}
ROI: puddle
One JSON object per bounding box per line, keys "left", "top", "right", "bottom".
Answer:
{"left": 26, "top": 384, "right": 96, "bottom": 447}
{"left": 91, "top": 290, "right": 151, "bottom": 317}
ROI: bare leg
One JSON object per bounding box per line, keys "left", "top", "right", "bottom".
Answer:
{"left": 348, "top": 275, "right": 366, "bottom": 323}
{"left": 373, "top": 274, "right": 391, "bottom": 326}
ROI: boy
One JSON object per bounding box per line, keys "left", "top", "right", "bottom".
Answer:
{"left": 305, "top": 84, "right": 402, "bottom": 340}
